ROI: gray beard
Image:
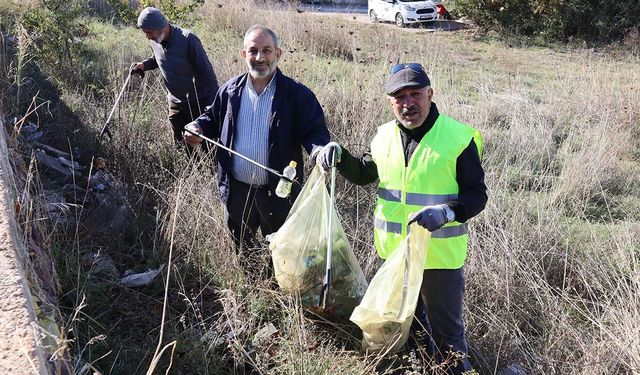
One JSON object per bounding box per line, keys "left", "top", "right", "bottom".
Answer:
{"left": 249, "top": 65, "right": 273, "bottom": 79}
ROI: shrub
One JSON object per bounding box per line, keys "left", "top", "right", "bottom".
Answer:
{"left": 140, "top": 0, "right": 205, "bottom": 25}
{"left": 454, "top": 0, "right": 640, "bottom": 43}
{"left": 19, "top": 0, "right": 88, "bottom": 85}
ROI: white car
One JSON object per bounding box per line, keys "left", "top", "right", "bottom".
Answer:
{"left": 368, "top": 0, "right": 438, "bottom": 27}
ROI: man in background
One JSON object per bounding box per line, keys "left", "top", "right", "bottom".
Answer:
{"left": 131, "top": 7, "right": 218, "bottom": 155}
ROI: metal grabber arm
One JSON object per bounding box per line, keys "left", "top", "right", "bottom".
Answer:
{"left": 183, "top": 127, "right": 292, "bottom": 182}
{"left": 100, "top": 66, "right": 144, "bottom": 139}
{"left": 319, "top": 150, "right": 337, "bottom": 311}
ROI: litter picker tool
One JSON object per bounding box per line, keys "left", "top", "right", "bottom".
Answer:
{"left": 100, "top": 66, "right": 144, "bottom": 139}
{"left": 318, "top": 150, "right": 337, "bottom": 311}
{"left": 183, "top": 128, "right": 293, "bottom": 182}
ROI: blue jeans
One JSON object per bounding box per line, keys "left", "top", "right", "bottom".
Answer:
{"left": 413, "top": 267, "right": 473, "bottom": 374}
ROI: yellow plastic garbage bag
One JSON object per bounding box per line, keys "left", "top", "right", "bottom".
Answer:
{"left": 349, "top": 224, "right": 430, "bottom": 354}
{"left": 267, "top": 166, "right": 368, "bottom": 321}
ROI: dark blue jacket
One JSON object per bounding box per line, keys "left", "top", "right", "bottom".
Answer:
{"left": 195, "top": 68, "right": 330, "bottom": 209}
{"left": 143, "top": 25, "right": 218, "bottom": 104}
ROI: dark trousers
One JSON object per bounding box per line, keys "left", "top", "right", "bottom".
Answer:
{"left": 224, "top": 178, "right": 290, "bottom": 258}
{"left": 413, "top": 267, "right": 473, "bottom": 374}
{"left": 168, "top": 98, "right": 210, "bottom": 156}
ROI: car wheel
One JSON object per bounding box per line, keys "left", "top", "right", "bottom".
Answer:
{"left": 369, "top": 10, "right": 379, "bottom": 23}
{"left": 395, "top": 13, "right": 405, "bottom": 27}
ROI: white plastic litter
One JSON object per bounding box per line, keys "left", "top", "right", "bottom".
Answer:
{"left": 252, "top": 323, "right": 279, "bottom": 346}
{"left": 120, "top": 264, "right": 165, "bottom": 287}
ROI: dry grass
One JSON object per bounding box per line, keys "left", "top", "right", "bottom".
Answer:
{"left": 2, "top": 0, "right": 640, "bottom": 373}
{"left": 190, "top": 3, "right": 640, "bottom": 373}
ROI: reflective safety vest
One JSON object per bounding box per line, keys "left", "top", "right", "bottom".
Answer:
{"left": 370, "top": 115, "right": 483, "bottom": 269}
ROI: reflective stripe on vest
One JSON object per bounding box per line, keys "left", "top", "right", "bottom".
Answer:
{"left": 377, "top": 188, "right": 402, "bottom": 202}
{"left": 370, "top": 115, "right": 483, "bottom": 269}
{"left": 378, "top": 188, "right": 460, "bottom": 206}
{"left": 374, "top": 218, "right": 468, "bottom": 238}
{"left": 373, "top": 218, "right": 402, "bottom": 234}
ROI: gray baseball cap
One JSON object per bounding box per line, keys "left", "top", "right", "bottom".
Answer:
{"left": 385, "top": 64, "right": 430, "bottom": 95}
{"left": 137, "top": 7, "right": 168, "bottom": 30}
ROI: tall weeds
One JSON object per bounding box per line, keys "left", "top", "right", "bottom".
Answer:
{"left": 2, "top": 0, "right": 640, "bottom": 373}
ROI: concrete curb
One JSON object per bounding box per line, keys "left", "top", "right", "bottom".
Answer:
{"left": 0, "top": 120, "right": 49, "bottom": 375}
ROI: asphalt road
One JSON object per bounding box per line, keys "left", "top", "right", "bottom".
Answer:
{"left": 297, "top": 3, "right": 469, "bottom": 32}
{"left": 297, "top": 3, "right": 368, "bottom": 14}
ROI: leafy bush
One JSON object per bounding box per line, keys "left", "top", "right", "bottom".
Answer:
{"left": 19, "top": 0, "right": 88, "bottom": 84}
{"left": 454, "top": 0, "right": 640, "bottom": 43}
{"left": 140, "top": 0, "right": 205, "bottom": 25}
{"left": 98, "top": 0, "right": 139, "bottom": 25}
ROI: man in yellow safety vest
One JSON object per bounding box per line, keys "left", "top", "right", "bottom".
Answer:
{"left": 316, "top": 63, "right": 487, "bottom": 374}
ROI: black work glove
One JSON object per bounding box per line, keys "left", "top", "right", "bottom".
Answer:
{"left": 408, "top": 204, "right": 455, "bottom": 232}
{"left": 130, "top": 62, "right": 145, "bottom": 78}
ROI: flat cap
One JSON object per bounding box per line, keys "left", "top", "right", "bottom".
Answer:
{"left": 385, "top": 64, "right": 430, "bottom": 95}
{"left": 137, "top": 7, "right": 168, "bottom": 30}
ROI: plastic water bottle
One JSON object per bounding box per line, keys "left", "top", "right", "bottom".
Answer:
{"left": 275, "top": 161, "right": 297, "bottom": 198}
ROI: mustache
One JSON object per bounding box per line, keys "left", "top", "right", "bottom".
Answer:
{"left": 400, "top": 106, "right": 418, "bottom": 115}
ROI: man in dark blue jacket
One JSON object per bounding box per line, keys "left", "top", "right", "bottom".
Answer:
{"left": 132, "top": 7, "right": 218, "bottom": 155}
{"left": 184, "top": 25, "right": 329, "bottom": 254}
